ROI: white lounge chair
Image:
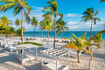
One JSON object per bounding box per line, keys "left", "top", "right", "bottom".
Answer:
{"left": 42, "top": 62, "right": 68, "bottom": 70}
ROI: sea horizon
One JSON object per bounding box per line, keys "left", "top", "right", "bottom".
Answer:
{"left": 24, "top": 31, "right": 105, "bottom": 40}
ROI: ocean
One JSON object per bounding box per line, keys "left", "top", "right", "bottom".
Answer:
{"left": 24, "top": 31, "right": 105, "bottom": 40}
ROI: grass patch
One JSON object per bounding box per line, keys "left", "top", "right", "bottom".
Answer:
{"left": 18, "top": 42, "right": 43, "bottom": 46}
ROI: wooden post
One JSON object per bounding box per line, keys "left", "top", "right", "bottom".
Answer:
{"left": 36, "top": 47, "right": 37, "bottom": 58}
{"left": 68, "top": 51, "right": 69, "bottom": 70}
{"left": 41, "top": 53, "right": 43, "bottom": 70}
{"left": 16, "top": 46, "right": 18, "bottom": 57}
{"left": 56, "top": 57, "right": 58, "bottom": 70}
{"left": 22, "top": 46, "right": 24, "bottom": 65}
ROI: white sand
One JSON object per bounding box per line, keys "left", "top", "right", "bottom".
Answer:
{"left": 0, "top": 37, "right": 105, "bottom": 70}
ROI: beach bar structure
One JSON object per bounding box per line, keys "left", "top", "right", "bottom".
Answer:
{"left": 40, "top": 48, "right": 69, "bottom": 70}
{"left": 16, "top": 44, "right": 38, "bottom": 65}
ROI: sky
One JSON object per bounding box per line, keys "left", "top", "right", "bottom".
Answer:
{"left": 0, "top": 0, "right": 105, "bottom": 31}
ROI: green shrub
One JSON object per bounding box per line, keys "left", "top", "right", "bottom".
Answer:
{"left": 18, "top": 42, "right": 43, "bottom": 46}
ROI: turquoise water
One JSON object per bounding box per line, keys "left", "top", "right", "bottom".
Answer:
{"left": 24, "top": 31, "right": 105, "bottom": 40}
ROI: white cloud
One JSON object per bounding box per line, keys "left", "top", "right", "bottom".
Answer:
{"left": 64, "top": 13, "right": 82, "bottom": 17}
{"left": 67, "top": 21, "right": 78, "bottom": 25}
{"left": 66, "top": 21, "right": 104, "bottom": 31}
{"left": 31, "top": 6, "right": 44, "bottom": 10}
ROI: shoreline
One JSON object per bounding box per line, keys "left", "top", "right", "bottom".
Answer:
{"left": 11, "top": 36, "right": 105, "bottom": 41}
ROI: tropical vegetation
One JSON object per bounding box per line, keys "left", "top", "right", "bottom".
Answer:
{"left": 0, "top": 0, "right": 104, "bottom": 65}
{"left": 43, "top": 0, "right": 58, "bottom": 48}
{"left": 0, "top": 0, "right": 31, "bottom": 43}
{"left": 63, "top": 33, "right": 93, "bottom": 63}
{"left": 82, "top": 8, "right": 100, "bottom": 39}
{"left": 18, "top": 42, "right": 43, "bottom": 46}
{"left": 31, "top": 16, "right": 38, "bottom": 38}
{"left": 39, "top": 21, "right": 46, "bottom": 42}
{"left": 63, "top": 32, "right": 102, "bottom": 63}
{"left": 56, "top": 13, "right": 69, "bottom": 39}
{"left": 42, "top": 13, "right": 53, "bottom": 42}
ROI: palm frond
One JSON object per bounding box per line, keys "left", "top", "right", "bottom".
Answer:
{"left": 31, "top": 16, "right": 38, "bottom": 26}
{"left": 72, "top": 33, "right": 78, "bottom": 41}
{"left": 15, "top": 19, "right": 21, "bottom": 26}
{"left": 81, "top": 32, "right": 87, "bottom": 39}
{"left": 94, "top": 10, "right": 99, "bottom": 16}
{"left": 64, "top": 38, "right": 74, "bottom": 42}
{"left": 25, "top": 11, "right": 30, "bottom": 23}
{"left": 93, "top": 17, "right": 100, "bottom": 25}
{"left": 101, "top": 0, "right": 105, "bottom": 2}
{"left": 99, "top": 30, "right": 105, "bottom": 34}
{"left": 14, "top": 6, "right": 21, "bottom": 15}
{"left": 56, "top": 29, "right": 61, "bottom": 35}
{"left": 64, "top": 27, "right": 69, "bottom": 31}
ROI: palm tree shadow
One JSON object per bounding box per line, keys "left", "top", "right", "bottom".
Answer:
{"left": 25, "top": 62, "right": 41, "bottom": 70}
{"left": 82, "top": 52, "right": 105, "bottom": 60}
{"left": 93, "top": 53, "right": 105, "bottom": 60}
{"left": 0, "top": 48, "right": 8, "bottom": 53}
{"left": 0, "top": 53, "right": 19, "bottom": 64}
{"left": 70, "top": 69, "right": 89, "bottom": 70}
{"left": 0, "top": 48, "right": 19, "bottom": 64}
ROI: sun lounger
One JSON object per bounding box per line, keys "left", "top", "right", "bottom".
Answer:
{"left": 43, "top": 62, "right": 68, "bottom": 70}
{"left": 8, "top": 45, "right": 16, "bottom": 52}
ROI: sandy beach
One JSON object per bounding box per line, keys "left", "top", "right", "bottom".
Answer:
{"left": 0, "top": 37, "right": 105, "bottom": 70}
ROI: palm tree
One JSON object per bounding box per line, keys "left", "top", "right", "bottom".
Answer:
{"left": 7, "top": 26, "right": 15, "bottom": 36}
{"left": 101, "top": 0, "right": 105, "bottom": 2}
{"left": 16, "top": 27, "right": 25, "bottom": 36}
{"left": 15, "top": 19, "right": 21, "bottom": 27}
{"left": 91, "top": 33, "right": 103, "bottom": 46}
{"left": 56, "top": 14, "right": 69, "bottom": 40}
{"left": 31, "top": 16, "right": 38, "bottom": 38}
{"left": 44, "top": 0, "right": 58, "bottom": 48}
{"left": 0, "top": 0, "right": 7, "bottom": 12}
{"left": 84, "top": 33, "right": 102, "bottom": 70}
{"left": 42, "top": 13, "right": 52, "bottom": 42}
{"left": 0, "top": 16, "right": 11, "bottom": 37}
{"left": 63, "top": 33, "right": 93, "bottom": 63}
{"left": 82, "top": 8, "right": 100, "bottom": 50}
{"left": 100, "top": 0, "right": 105, "bottom": 33}
{"left": 0, "top": 0, "right": 31, "bottom": 43}
{"left": 82, "top": 8, "right": 100, "bottom": 39}
{"left": 39, "top": 21, "right": 46, "bottom": 42}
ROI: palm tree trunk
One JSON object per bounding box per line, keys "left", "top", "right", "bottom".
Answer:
{"left": 61, "top": 31, "right": 63, "bottom": 40}
{"left": 89, "top": 20, "right": 93, "bottom": 69}
{"left": 53, "top": 13, "right": 57, "bottom": 48}
{"left": 86, "top": 20, "right": 93, "bottom": 50}
{"left": 33, "top": 25, "right": 35, "bottom": 38}
{"left": 6, "top": 23, "right": 8, "bottom": 38}
{"left": 90, "top": 20, "right": 93, "bottom": 40}
{"left": 77, "top": 50, "right": 80, "bottom": 63}
{"left": 48, "top": 29, "right": 49, "bottom": 43}
{"left": 21, "top": 10, "right": 24, "bottom": 44}
{"left": 41, "top": 30, "right": 43, "bottom": 41}
{"left": 90, "top": 20, "right": 93, "bottom": 52}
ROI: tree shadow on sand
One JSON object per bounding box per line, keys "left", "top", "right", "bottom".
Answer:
{"left": 70, "top": 69, "right": 89, "bottom": 70}
{"left": 82, "top": 52, "right": 105, "bottom": 60}
{"left": 0, "top": 53, "right": 19, "bottom": 64}
{"left": 25, "top": 62, "right": 41, "bottom": 70}
{"left": 0, "top": 48, "right": 26, "bottom": 70}
{"left": 0, "top": 48, "right": 9, "bottom": 53}
{"left": 93, "top": 53, "right": 105, "bottom": 60}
